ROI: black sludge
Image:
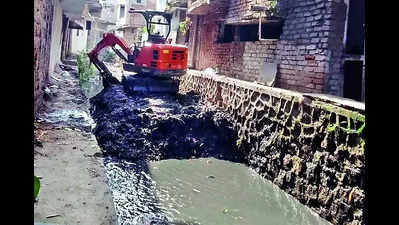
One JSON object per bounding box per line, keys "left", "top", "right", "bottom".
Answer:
{"left": 89, "top": 84, "right": 245, "bottom": 163}
{"left": 89, "top": 84, "right": 245, "bottom": 224}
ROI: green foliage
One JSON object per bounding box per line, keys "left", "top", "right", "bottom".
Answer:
{"left": 327, "top": 123, "right": 337, "bottom": 132}
{"left": 76, "top": 50, "right": 96, "bottom": 83}
{"left": 139, "top": 26, "right": 148, "bottom": 34}
{"left": 236, "top": 139, "right": 242, "bottom": 148}
{"left": 34, "top": 176, "right": 40, "bottom": 200}
{"left": 100, "top": 49, "right": 116, "bottom": 63}
{"left": 266, "top": 0, "right": 278, "bottom": 16}
{"left": 179, "top": 18, "right": 192, "bottom": 35}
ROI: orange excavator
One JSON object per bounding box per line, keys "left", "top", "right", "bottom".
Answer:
{"left": 88, "top": 9, "right": 188, "bottom": 93}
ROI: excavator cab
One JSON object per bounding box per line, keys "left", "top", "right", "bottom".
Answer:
{"left": 123, "top": 9, "right": 188, "bottom": 78}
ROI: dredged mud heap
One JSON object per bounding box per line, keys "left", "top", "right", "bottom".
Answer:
{"left": 89, "top": 83, "right": 245, "bottom": 162}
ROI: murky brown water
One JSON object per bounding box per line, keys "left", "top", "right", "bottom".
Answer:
{"left": 148, "top": 158, "right": 332, "bottom": 225}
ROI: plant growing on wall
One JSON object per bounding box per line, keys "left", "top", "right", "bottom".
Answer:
{"left": 178, "top": 17, "right": 192, "bottom": 35}
{"left": 76, "top": 50, "right": 96, "bottom": 83}
{"left": 265, "top": 0, "right": 278, "bottom": 17}
{"left": 34, "top": 175, "right": 40, "bottom": 201}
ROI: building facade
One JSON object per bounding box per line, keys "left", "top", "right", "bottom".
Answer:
{"left": 34, "top": 0, "right": 103, "bottom": 115}
{"left": 167, "top": 0, "right": 187, "bottom": 44}
{"left": 115, "top": 0, "right": 157, "bottom": 46}
{"left": 186, "top": 0, "right": 365, "bottom": 102}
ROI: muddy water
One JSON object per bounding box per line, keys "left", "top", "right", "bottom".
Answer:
{"left": 149, "top": 158, "right": 331, "bottom": 225}
{"left": 104, "top": 157, "right": 332, "bottom": 225}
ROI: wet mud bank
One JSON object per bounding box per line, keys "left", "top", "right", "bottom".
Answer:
{"left": 89, "top": 84, "right": 245, "bottom": 162}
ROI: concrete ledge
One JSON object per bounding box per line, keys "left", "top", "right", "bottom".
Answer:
{"left": 183, "top": 69, "right": 365, "bottom": 117}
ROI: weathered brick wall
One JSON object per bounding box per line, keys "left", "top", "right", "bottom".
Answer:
{"left": 128, "top": 0, "right": 157, "bottom": 27}
{"left": 188, "top": 10, "right": 278, "bottom": 84}
{"left": 188, "top": 0, "right": 349, "bottom": 96}
{"left": 275, "top": 0, "right": 347, "bottom": 94}
{"left": 180, "top": 70, "right": 365, "bottom": 225}
{"left": 34, "top": 0, "right": 54, "bottom": 116}
{"left": 216, "top": 40, "right": 278, "bottom": 82}
{"left": 324, "top": 0, "right": 347, "bottom": 96}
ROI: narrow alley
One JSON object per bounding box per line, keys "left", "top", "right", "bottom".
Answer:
{"left": 34, "top": 0, "right": 365, "bottom": 225}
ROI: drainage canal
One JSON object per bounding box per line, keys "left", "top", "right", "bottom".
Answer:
{"left": 89, "top": 82, "right": 332, "bottom": 225}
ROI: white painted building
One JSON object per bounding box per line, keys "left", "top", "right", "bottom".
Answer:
{"left": 49, "top": 0, "right": 64, "bottom": 74}
{"left": 167, "top": 0, "right": 187, "bottom": 44}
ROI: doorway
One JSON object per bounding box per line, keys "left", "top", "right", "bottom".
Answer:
{"left": 343, "top": 60, "right": 363, "bottom": 101}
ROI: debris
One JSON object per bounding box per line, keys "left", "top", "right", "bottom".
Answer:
{"left": 348, "top": 188, "right": 356, "bottom": 203}
{"left": 89, "top": 85, "right": 245, "bottom": 162}
{"left": 46, "top": 214, "right": 61, "bottom": 218}
{"left": 34, "top": 139, "right": 43, "bottom": 148}
{"left": 207, "top": 175, "right": 215, "bottom": 179}
{"left": 192, "top": 188, "right": 201, "bottom": 193}
{"left": 93, "top": 152, "right": 103, "bottom": 158}
{"left": 34, "top": 149, "right": 46, "bottom": 156}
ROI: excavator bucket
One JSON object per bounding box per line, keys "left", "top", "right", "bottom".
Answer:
{"left": 122, "top": 74, "right": 180, "bottom": 95}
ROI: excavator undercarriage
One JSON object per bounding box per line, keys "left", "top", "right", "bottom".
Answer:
{"left": 88, "top": 9, "right": 188, "bottom": 93}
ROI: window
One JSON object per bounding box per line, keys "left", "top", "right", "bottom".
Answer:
{"left": 216, "top": 22, "right": 283, "bottom": 43}
{"left": 137, "top": 0, "right": 141, "bottom": 3}
{"left": 216, "top": 24, "right": 234, "bottom": 43}
{"left": 77, "top": 29, "right": 79, "bottom": 36}
{"left": 120, "top": 5, "right": 125, "bottom": 18}
{"left": 86, "top": 21, "right": 92, "bottom": 30}
{"left": 239, "top": 23, "right": 282, "bottom": 41}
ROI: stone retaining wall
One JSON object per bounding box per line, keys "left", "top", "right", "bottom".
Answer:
{"left": 179, "top": 70, "right": 365, "bottom": 225}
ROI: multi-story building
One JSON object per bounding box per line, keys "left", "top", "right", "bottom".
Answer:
{"left": 115, "top": 0, "right": 157, "bottom": 46}
{"left": 167, "top": 0, "right": 188, "bottom": 45}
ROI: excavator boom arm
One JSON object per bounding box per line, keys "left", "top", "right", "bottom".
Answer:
{"left": 87, "top": 33, "right": 133, "bottom": 87}
{"left": 88, "top": 33, "right": 132, "bottom": 61}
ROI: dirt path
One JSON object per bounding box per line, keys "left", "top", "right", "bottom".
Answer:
{"left": 34, "top": 63, "right": 117, "bottom": 224}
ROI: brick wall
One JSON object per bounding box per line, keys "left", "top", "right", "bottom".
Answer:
{"left": 188, "top": 0, "right": 349, "bottom": 97}
{"left": 275, "top": 0, "right": 347, "bottom": 94}
{"left": 188, "top": 10, "right": 278, "bottom": 84}
{"left": 324, "top": 0, "right": 347, "bottom": 96}
{"left": 34, "top": 0, "right": 54, "bottom": 116}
